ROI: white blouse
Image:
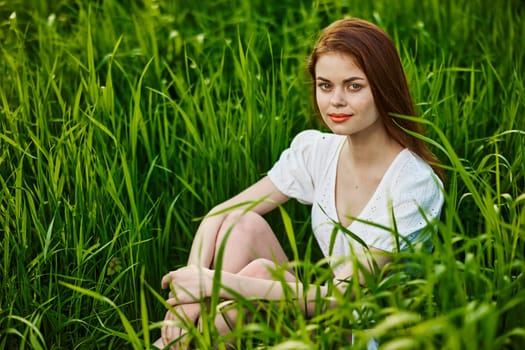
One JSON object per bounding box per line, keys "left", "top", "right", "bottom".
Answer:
{"left": 267, "top": 130, "right": 444, "bottom": 266}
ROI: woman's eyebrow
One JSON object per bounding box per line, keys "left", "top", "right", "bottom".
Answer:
{"left": 343, "top": 77, "right": 365, "bottom": 84}
{"left": 316, "top": 76, "right": 365, "bottom": 83}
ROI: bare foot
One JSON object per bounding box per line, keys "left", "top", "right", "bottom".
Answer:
{"left": 160, "top": 303, "right": 201, "bottom": 350}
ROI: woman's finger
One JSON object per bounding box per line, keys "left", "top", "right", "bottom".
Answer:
{"left": 161, "top": 271, "right": 175, "bottom": 289}
{"left": 166, "top": 297, "right": 178, "bottom": 306}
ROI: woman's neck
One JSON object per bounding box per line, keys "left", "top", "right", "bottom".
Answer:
{"left": 343, "top": 129, "right": 403, "bottom": 168}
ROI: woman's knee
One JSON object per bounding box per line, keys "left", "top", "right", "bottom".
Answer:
{"left": 217, "top": 210, "right": 267, "bottom": 244}
{"left": 238, "top": 258, "right": 276, "bottom": 279}
{"left": 213, "top": 210, "right": 288, "bottom": 271}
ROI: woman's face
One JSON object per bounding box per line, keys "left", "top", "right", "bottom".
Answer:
{"left": 315, "top": 52, "right": 382, "bottom": 137}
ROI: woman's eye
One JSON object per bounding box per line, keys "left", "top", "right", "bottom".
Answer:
{"left": 347, "top": 83, "right": 361, "bottom": 91}
{"left": 318, "top": 83, "right": 331, "bottom": 90}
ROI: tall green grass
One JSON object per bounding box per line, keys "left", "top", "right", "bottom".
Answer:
{"left": 0, "top": 0, "right": 523, "bottom": 348}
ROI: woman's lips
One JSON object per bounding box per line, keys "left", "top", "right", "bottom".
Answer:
{"left": 328, "top": 113, "right": 352, "bottom": 123}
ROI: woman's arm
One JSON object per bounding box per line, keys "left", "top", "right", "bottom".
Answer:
{"left": 162, "top": 265, "right": 331, "bottom": 316}
{"left": 186, "top": 176, "right": 289, "bottom": 268}
{"left": 164, "top": 246, "right": 392, "bottom": 316}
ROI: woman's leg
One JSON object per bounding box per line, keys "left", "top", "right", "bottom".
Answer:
{"left": 154, "top": 303, "right": 201, "bottom": 349}
{"left": 212, "top": 258, "right": 296, "bottom": 337}
{"left": 212, "top": 210, "right": 290, "bottom": 272}
{"left": 158, "top": 210, "right": 289, "bottom": 349}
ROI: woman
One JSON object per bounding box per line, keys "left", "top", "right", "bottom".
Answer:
{"left": 154, "top": 17, "right": 445, "bottom": 349}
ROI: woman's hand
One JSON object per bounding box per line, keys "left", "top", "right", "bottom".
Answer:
{"left": 162, "top": 265, "right": 213, "bottom": 304}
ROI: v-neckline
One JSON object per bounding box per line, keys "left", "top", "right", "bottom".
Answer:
{"left": 331, "top": 138, "right": 408, "bottom": 229}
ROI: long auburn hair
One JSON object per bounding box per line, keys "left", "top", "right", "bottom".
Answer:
{"left": 307, "top": 18, "right": 445, "bottom": 182}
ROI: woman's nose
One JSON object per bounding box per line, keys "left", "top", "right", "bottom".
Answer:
{"left": 330, "top": 88, "right": 347, "bottom": 107}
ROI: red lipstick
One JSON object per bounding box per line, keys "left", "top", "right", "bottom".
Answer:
{"left": 328, "top": 113, "right": 352, "bottom": 123}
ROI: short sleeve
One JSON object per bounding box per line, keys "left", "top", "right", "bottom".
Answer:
{"left": 388, "top": 167, "right": 444, "bottom": 251}
{"left": 349, "top": 152, "right": 444, "bottom": 252}
{"left": 267, "top": 130, "right": 321, "bottom": 204}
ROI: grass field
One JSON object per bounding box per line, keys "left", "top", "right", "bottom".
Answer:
{"left": 0, "top": 0, "right": 524, "bottom": 349}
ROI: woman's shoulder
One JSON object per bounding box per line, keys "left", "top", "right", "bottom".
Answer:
{"left": 389, "top": 149, "right": 444, "bottom": 195}
{"left": 401, "top": 150, "right": 440, "bottom": 178}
